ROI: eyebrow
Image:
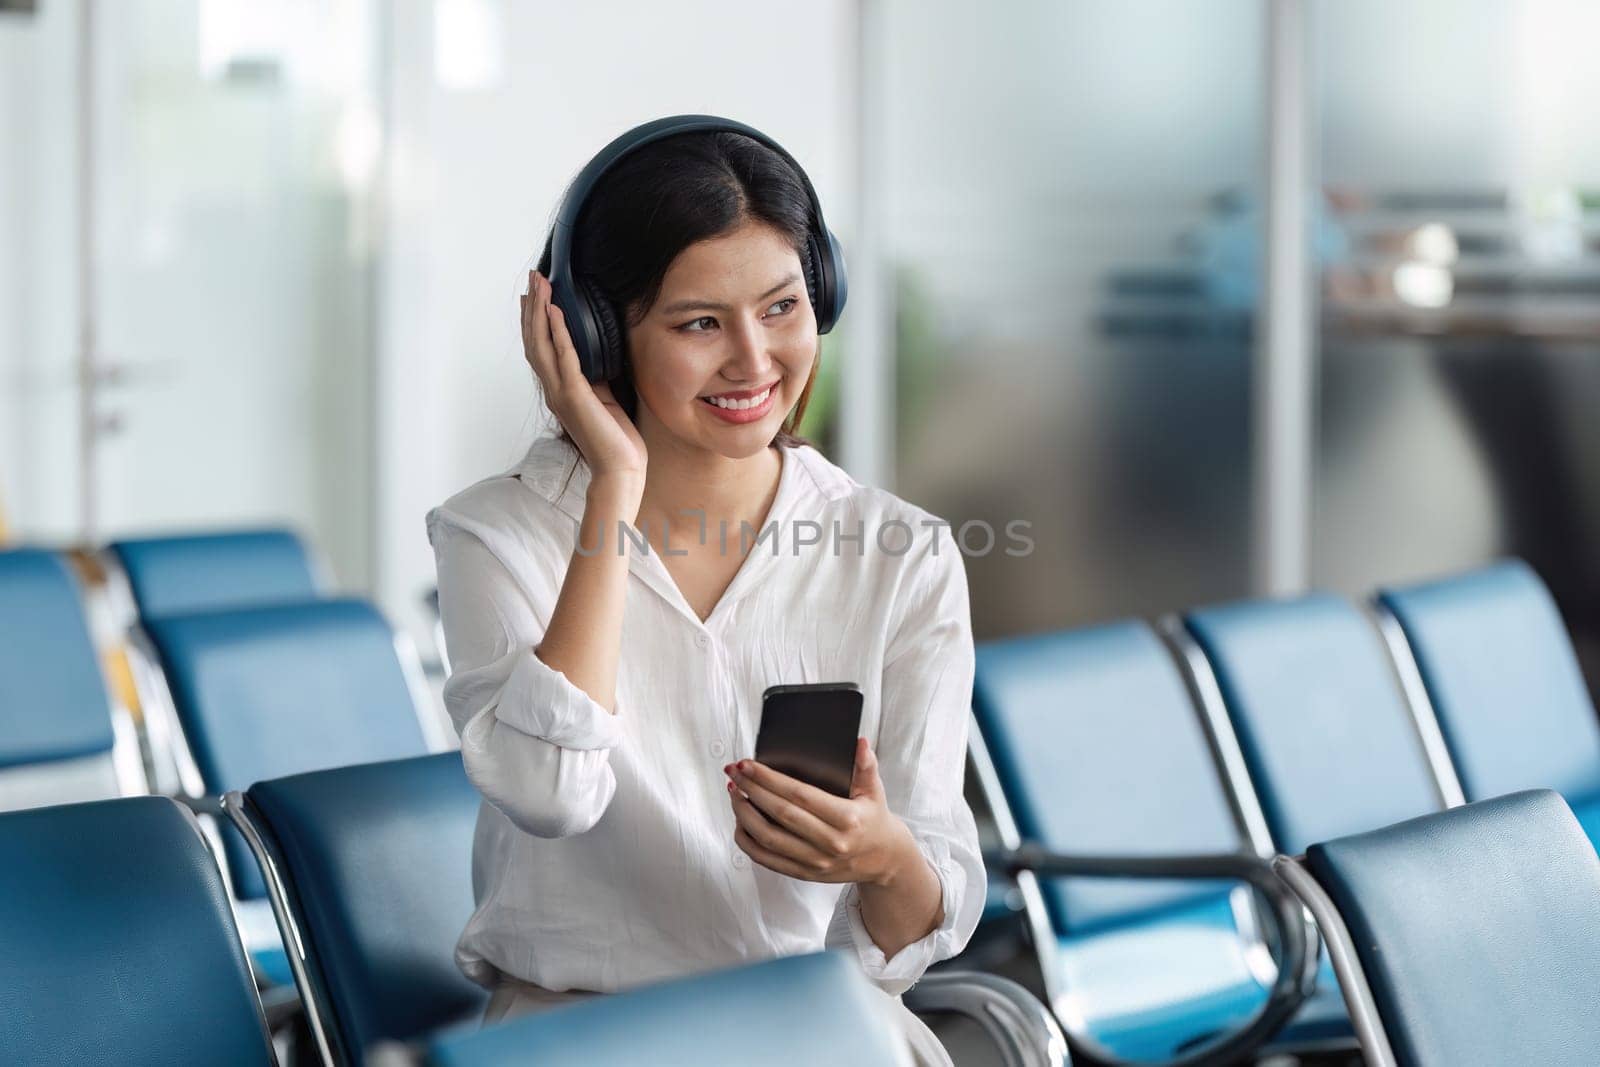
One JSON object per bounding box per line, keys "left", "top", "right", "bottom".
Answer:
{"left": 657, "top": 272, "right": 802, "bottom": 316}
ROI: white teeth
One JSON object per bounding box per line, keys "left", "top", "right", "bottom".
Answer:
{"left": 705, "top": 386, "right": 771, "bottom": 410}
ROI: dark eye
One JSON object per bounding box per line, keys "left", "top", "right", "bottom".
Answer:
{"left": 680, "top": 315, "right": 718, "bottom": 333}
{"left": 767, "top": 298, "right": 799, "bottom": 317}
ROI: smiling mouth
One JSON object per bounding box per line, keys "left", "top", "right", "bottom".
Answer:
{"left": 698, "top": 381, "right": 779, "bottom": 410}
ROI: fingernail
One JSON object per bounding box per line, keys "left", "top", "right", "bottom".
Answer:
{"left": 737, "top": 760, "right": 750, "bottom": 772}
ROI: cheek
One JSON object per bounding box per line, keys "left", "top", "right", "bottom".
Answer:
{"left": 780, "top": 328, "right": 819, "bottom": 372}
{"left": 634, "top": 343, "right": 711, "bottom": 401}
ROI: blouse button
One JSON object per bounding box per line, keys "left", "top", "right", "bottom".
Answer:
{"left": 732, "top": 851, "right": 749, "bottom": 869}
{"left": 694, "top": 632, "right": 710, "bottom": 648}
{"left": 710, "top": 739, "right": 726, "bottom": 758}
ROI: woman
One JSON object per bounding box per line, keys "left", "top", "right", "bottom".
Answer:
{"left": 427, "top": 122, "right": 983, "bottom": 1066}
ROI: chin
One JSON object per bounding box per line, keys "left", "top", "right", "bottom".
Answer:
{"left": 702, "top": 432, "right": 778, "bottom": 462}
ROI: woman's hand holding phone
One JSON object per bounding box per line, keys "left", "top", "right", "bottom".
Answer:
{"left": 522, "top": 270, "right": 647, "bottom": 492}
{"left": 722, "top": 738, "right": 921, "bottom": 889}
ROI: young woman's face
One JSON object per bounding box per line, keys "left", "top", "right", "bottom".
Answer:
{"left": 626, "top": 218, "right": 817, "bottom": 458}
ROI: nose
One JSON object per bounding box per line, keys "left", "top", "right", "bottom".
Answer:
{"left": 722, "top": 315, "right": 775, "bottom": 383}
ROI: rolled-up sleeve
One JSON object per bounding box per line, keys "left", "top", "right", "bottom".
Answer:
{"left": 428, "top": 506, "right": 622, "bottom": 840}
{"left": 826, "top": 524, "right": 986, "bottom": 996}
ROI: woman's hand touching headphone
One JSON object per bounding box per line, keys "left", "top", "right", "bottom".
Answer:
{"left": 522, "top": 269, "right": 648, "bottom": 488}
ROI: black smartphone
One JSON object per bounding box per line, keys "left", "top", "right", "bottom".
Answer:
{"left": 754, "top": 682, "right": 864, "bottom": 798}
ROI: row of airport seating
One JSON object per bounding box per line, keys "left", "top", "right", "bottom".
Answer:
{"left": 2, "top": 787, "right": 929, "bottom": 1066}
{"left": 969, "top": 558, "right": 1600, "bottom": 1065}
{"left": 0, "top": 534, "right": 448, "bottom": 997}
{"left": 3, "top": 530, "right": 1600, "bottom": 1064}
{"left": 0, "top": 530, "right": 1061, "bottom": 1066}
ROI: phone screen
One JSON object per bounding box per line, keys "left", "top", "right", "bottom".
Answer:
{"left": 754, "top": 683, "right": 863, "bottom": 798}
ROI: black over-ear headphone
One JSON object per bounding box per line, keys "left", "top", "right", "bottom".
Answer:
{"left": 546, "top": 114, "right": 849, "bottom": 383}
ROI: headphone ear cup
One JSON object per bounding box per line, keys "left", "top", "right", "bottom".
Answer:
{"left": 578, "top": 275, "right": 626, "bottom": 381}
{"left": 805, "top": 229, "right": 847, "bottom": 334}
{"left": 799, "top": 236, "right": 822, "bottom": 314}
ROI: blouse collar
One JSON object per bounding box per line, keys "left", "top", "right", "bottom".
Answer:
{"left": 512, "top": 434, "right": 854, "bottom": 523}
{"left": 512, "top": 434, "right": 855, "bottom": 628}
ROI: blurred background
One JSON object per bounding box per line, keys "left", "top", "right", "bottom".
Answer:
{"left": 5, "top": 0, "right": 1600, "bottom": 705}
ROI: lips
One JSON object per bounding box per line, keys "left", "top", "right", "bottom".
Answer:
{"left": 699, "top": 382, "right": 778, "bottom": 424}
{"left": 699, "top": 379, "right": 781, "bottom": 403}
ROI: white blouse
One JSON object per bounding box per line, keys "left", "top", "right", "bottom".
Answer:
{"left": 426, "top": 433, "right": 985, "bottom": 999}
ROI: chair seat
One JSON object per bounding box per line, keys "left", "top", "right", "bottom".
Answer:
{"left": 1300, "top": 790, "right": 1600, "bottom": 1066}
{"left": 0, "top": 797, "right": 274, "bottom": 1065}
{"left": 1083, "top": 969, "right": 1265, "bottom": 1063}
{"left": 426, "top": 951, "right": 909, "bottom": 1067}
{"left": 1059, "top": 895, "right": 1351, "bottom": 1061}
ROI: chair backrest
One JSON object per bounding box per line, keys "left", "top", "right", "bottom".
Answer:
{"left": 1184, "top": 594, "right": 1440, "bottom": 854}
{"left": 1304, "top": 789, "right": 1600, "bottom": 1067}
{"left": 144, "top": 597, "right": 431, "bottom": 897}
{"left": 0, "top": 548, "right": 125, "bottom": 810}
{"left": 110, "top": 527, "right": 319, "bottom": 619}
{"left": 0, "top": 796, "right": 273, "bottom": 1065}
{"left": 240, "top": 753, "right": 487, "bottom": 1064}
{"left": 972, "top": 621, "right": 1246, "bottom": 934}
{"left": 423, "top": 951, "right": 911, "bottom": 1067}
{"left": 1377, "top": 559, "right": 1600, "bottom": 805}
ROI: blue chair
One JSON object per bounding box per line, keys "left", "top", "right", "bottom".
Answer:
{"left": 130, "top": 597, "right": 441, "bottom": 985}
{"left": 224, "top": 753, "right": 487, "bottom": 1065}
{"left": 108, "top": 526, "right": 323, "bottom": 620}
{"left": 1174, "top": 594, "right": 1459, "bottom": 1061}
{"left": 1178, "top": 594, "right": 1447, "bottom": 856}
{"left": 0, "top": 547, "right": 146, "bottom": 811}
{"left": 971, "top": 621, "right": 1334, "bottom": 1064}
{"left": 228, "top": 754, "right": 1066, "bottom": 1067}
{"left": 0, "top": 795, "right": 274, "bottom": 1065}
{"left": 419, "top": 952, "right": 912, "bottom": 1067}
{"left": 1275, "top": 789, "right": 1600, "bottom": 1067}
{"left": 1375, "top": 559, "right": 1600, "bottom": 843}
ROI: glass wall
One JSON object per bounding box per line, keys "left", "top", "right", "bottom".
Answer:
{"left": 0, "top": 0, "right": 381, "bottom": 588}
{"left": 1313, "top": 0, "right": 1600, "bottom": 690}
{"left": 878, "top": 0, "right": 1265, "bottom": 639}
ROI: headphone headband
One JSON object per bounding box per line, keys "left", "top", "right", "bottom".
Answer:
{"left": 546, "top": 114, "right": 848, "bottom": 382}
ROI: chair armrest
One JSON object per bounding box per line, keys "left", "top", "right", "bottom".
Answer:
{"left": 174, "top": 792, "right": 227, "bottom": 819}
{"left": 904, "top": 970, "right": 1068, "bottom": 1067}
{"left": 994, "top": 845, "right": 1320, "bottom": 1067}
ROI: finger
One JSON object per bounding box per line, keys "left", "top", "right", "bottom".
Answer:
{"left": 728, "top": 784, "right": 833, "bottom": 869}
{"left": 734, "top": 759, "right": 856, "bottom": 832}
{"left": 849, "top": 738, "right": 883, "bottom": 800}
{"left": 733, "top": 826, "right": 815, "bottom": 881}
{"left": 728, "top": 768, "right": 846, "bottom": 853}
{"left": 522, "top": 272, "right": 558, "bottom": 385}
{"left": 520, "top": 271, "right": 540, "bottom": 341}
{"left": 729, "top": 778, "right": 841, "bottom": 860}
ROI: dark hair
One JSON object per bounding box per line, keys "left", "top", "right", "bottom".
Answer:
{"left": 535, "top": 130, "right": 824, "bottom": 495}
